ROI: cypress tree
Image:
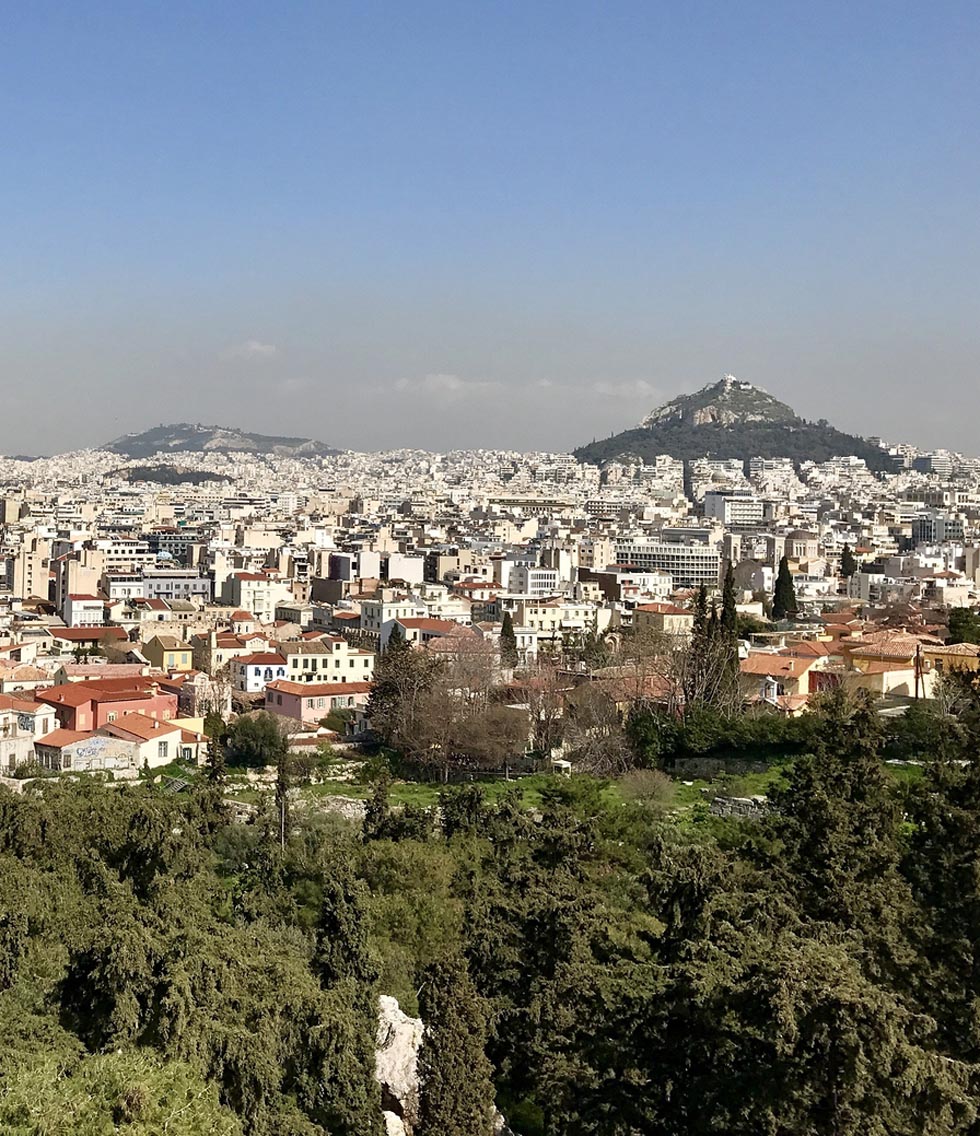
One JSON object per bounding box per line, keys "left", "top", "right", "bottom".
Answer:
{"left": 772, "top": 556, "right": 797, "bottom": 621}
{"left": 721, "top": 561, "right": 738, "bottom": 638}
{"left": 386, "top": 622, "right": 406, "bottom": 652}
{"left": 500, "top": 611, "right": 519, "bottom": 669}
{"left": 314, "top": 866, "right": 377, "bottom": 987}
{"left": 362, "top": 770, "right": 392, "bottom": 842}
{"left": 205, "top": 732, "right": 227, "bottom": 787}
{"left": 840, "top": 543, "right": 857, "bottom": 578}
{"left": 275, "top": 743, "right": 290, "bottom": 850}
{"left": 417, "top": 956, "right": 496, "bottom": 1136}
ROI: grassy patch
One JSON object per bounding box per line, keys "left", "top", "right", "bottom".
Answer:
{"left": 884, "top": 761, "right": 925, "bottom": 785}
{"left": 146, "top": 759, "right": 201, "bottom": 784}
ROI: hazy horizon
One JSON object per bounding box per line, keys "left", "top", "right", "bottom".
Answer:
{"left": 3, "top": 2, "right": 978, "bottom": 456}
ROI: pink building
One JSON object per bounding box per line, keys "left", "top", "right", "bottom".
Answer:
{"left": 265, "top": 679, "right": 373, "bottom": 725}
{"left": 38, "top": 678, "right": 178, "bottom": 732}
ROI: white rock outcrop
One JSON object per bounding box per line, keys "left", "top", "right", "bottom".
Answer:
{"left": 376, "top": 995, "right": 424, "bottom": 1133}
{"left": 375, "top": 994, "right": 518, "bottom": 1136}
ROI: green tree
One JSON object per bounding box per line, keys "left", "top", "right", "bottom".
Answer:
{"left": 362, "top": 771, "right": 392, "bottom": 843}
{"left": 903, "top": 746, "right": 980, "bottom": 1060}
{"left": 225, "top": 712, "right": 287, "bottom": 769}
{"left": 841, "top": 543, "right": 858, "bottom": 578}
{"left": 948, "top": 606, "right": 980, "bottom": 644}
{"left": 206, "top": 731, "right": 228, "bottom": 787}
{"left": 500, "top": 611, "right": 519, "bottom": 669}
{"left": 366, "top": 630, "right": 441, "bottom": 748}
{"left": 417, "top": 956, "right": 496, "bottom": 1136}
{"left": 772, "top": 556, "right": 797, "bottom": 621}
{"left": 720, "top": 560, "right": 738, "bottom": 637}
{"left": 275, "top": 744, "right": 290, "bottom": 850}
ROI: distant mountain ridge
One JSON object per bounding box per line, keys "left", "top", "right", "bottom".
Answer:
{"left": 575, "top": 375, "right": 893, "bottom": 471}
{"left": 102, "top": 423, "right": 339, "bottom": 460}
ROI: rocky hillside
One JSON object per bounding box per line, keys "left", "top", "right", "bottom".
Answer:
{"left": 102, "top": 422, "right": 339, "bottom": 459}
{"left": 574, "top": 374, "right": 893, "bottom": 471}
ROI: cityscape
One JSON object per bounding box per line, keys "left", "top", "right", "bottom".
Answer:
{"left": 5, "top": 3, "right": 980, "bottom": 1134}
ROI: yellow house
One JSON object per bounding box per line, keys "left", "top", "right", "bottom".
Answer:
{"left": 633, "top": 602, "right": 694, "bottom": 640}
{"left": 142, "top": 634, "right": 193, "bottom": 673}
{"left": 921, "top": 642, "right": 980, "bottom": 675}
{"left": 839, "top": 632, "right": 941, "bottom": 698}
{"left": 739, "top": 653, "right": 819, "bottom": 700}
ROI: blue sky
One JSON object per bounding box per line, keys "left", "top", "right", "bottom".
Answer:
{"left": 1, "top": 1, "right": 978, "bottom": 453}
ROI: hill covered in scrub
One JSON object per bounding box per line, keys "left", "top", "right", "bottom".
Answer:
{"left": 103, "top": 422, "right": 339, "bottom": 459}
{"left": 574, "top": 375, "right": 893, "bottom": 471}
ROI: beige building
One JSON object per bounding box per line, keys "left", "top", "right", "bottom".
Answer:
{"left": 633, "top": 602, "right": 694, "bottom": 640}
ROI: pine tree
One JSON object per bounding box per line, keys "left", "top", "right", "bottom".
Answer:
{"left": 840, "top": 543, "right": 857, "bottom": 578}
{"left": 417, "top": 956, "right": 496, "bottom": 1136}
{"left": 500, "top": 611, "right": 518, "bottom": 669}
{"left": 772, "top": 556, "right": 797, "bottom": 621}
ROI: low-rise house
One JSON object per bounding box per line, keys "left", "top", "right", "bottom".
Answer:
{"left": 739, "top": 653, "right": 820, "bottom": 701}
{"left": 265, "top": 679, "right": 373, "bottom": 726}
{"left": 64, "top": 594, "right": 105, "bottom": 628}
{"left": 0, "top": 694, "right": 59, "bottom": 772}
{"left": 191, "top": 630, "right": 272, "bottom": 673}
{"left": 142, "top": 634, "right": 194, "bottom": 672}
{"left": 101, "top": 712, "right": 204, "bottom": 766}
{"left": 38, "top": 678, "right": 178, "bottom": 732}
{"left": 35, "top": 730, "right": 141, "bottom": 775}
{"left": 385, "top": 617, "right": 476, "bottom": 649}
{"left": 0, "top": 663, "right": 53, "bottom": 695}
{"left": 48, "top": 626, "right": 128, "bottom": 653}
{"left": 281, "top": 638, "right": 375, "bottom": 684}
{"left": 52, "top": 663, "right": 151, "bottom": 685}
{"left": 231, "top": 652, "right": 288, "bottom": 693}
{"left": 633, "top": 602, "right": 694, "bottom": 640}
{"left": 921, "top": 642, "right": 980, "bottom": 675}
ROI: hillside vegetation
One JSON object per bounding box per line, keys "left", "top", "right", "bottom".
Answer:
{"left": 5, "top": 684, "right": 980, "bottom": 1134}
{"left": 574, "top": 376, "right": 893, "bottom": 470}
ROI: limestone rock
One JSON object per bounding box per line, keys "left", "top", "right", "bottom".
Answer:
{"left": 375, "top": 994, "right": 519, "bottom": 1136}
{"left": 376, "top": 995, "right": 424, "bottom": 1131}
{"left": 383, "top": 1113, "right": 407, "bottom": 1136}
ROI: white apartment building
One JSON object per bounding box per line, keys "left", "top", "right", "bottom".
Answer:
{"left": 359, "top": 596, "right": 426, "bottom": 638}
{"left": 223, "top": 572, "right": 294, "bottom": 623}
{"left": 703, "top": 490, "right": 765, "bottom": 528}
{"left": 282, "top": 637, "right": 375, "bottom": 684}
{"left": 614, "top": 539, "right": 721, "bottom": 589}
{"left": 508, "top": 565, "right": 561, "bottom": 596}
{"left": 63, "top": 594, "right": 105, "bottom": 628}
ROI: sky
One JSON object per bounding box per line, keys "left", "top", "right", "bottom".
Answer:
{"left": 1, "top": 1, "right": 978, "bottom": 455}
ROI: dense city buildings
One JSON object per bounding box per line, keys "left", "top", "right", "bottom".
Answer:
{"left": 1, "top": 379, "right": 980, "bottom": 776}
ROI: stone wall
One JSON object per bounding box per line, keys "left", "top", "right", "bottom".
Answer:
{"left": 708, "top": 794, "right": 768, "bottom": 819}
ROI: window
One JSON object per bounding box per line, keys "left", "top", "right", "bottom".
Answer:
{"left": 107, "top": 712, "right": 116, "bottom": 723}
{"left": 158, "top": 741, "right": 168, "bottom": 759}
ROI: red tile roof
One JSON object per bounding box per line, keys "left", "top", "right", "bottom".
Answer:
{"left": 266, "top": 679, "right": 373, "bottom": 697}
{"left": 35, "top": 728, "right": 94, "bottom": 749}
